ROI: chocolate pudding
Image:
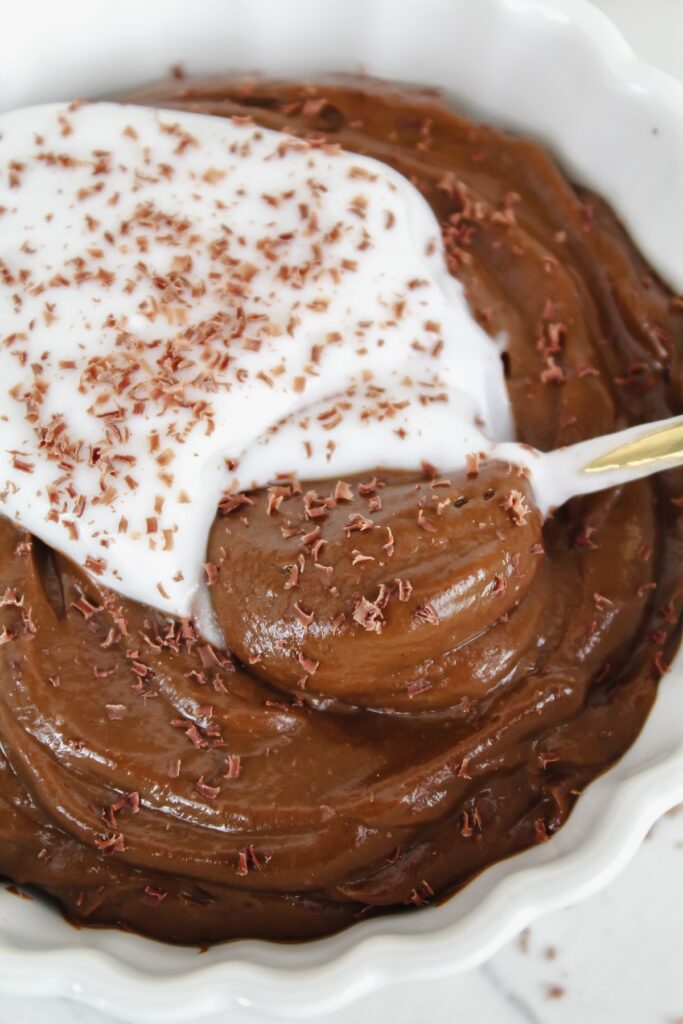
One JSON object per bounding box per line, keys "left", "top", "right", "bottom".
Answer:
{"left": 0, "top": 76, "right": 681, "bottom": 943}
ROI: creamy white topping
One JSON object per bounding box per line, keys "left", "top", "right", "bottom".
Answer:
{"left": 0, "top": 101, "right": 512, "bottom": 620}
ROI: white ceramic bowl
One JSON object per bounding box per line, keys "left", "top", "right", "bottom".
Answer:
{"left": 1, "top": 1, "right": 683, "bottom": 1020}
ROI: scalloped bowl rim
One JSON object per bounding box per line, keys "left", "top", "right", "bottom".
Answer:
{"left": 0, "top": 0, "right": 682, "bottom": 1019}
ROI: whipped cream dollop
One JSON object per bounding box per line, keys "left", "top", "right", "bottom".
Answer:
{"left": 0, "top": 100, "right": 517, "bottom": 619}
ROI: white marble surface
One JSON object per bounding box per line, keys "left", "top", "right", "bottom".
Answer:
{"left": 2, "top": 2, "right": 683, "bottom": 1022}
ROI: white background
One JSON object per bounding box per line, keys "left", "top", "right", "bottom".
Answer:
{"left": 2, "top": 1, "right": 683, "bottom": 1021}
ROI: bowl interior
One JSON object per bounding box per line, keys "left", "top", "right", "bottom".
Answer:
{"left": 0, "top": 0, "right": 682, "bottom": 1019}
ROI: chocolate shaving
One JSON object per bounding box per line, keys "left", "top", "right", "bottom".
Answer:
{"left": 465, "top": 452, "right": 481, "bottom": 477}
{"left": 219, "top": 491, "right": 254, "bottom": 516}
{"left": 105, "top": 704, "right": 127, "bottom": 720}
{"left": 95, "top": 833, "right": 126, "bottom": 855}
{"left": 413, "top": 603, "right": 439, "bottom": 625}
{"left": 203, "top": 561, "right": 219, "bottom": 585}
{"left": 344, "top": 513, "right": 374, "bottom": 536}
{"left": 297, "top": 652, "right": 319, "bottom": 674}
{"left": 417, "top": 508, "right": 436, "bottom": 533}
{"left": 0, "top": 588, "right": 24, "bottom": 608}
{"left": 501, "top": 490, "right": 530, "bottom": 526}
{"left": 394, "top": 578, "right": 413, "bottom": 602}
{"left": 170, "top": 718, "right": 208, "bottom": 749}
{"left": 294, "top": 601, "right": 314, "bottom": 627}
{"left": 71, "top": 596, "right": 101, "bottom": 619}
{"left": 144, "top": 885, "right": 167, "bottom": 906}
{"left": 224, "top": 754, "right": 242, "bottom": 779}
{"left": 534, "top": 818, "right": 550, "bottom": 843}
{"left": 2, "top": 626, "right": 20, "bottom": 646}
{"left": 194, "top": 775, "right": 221, "bottom": 800}
{"left": 351, "top": 550, "right": 375, "bottom": 566}
{"left": 405, "top": 678, "right": 432, "bottom": 697}
{"left": 352, "top": 596, "right": 384, "bottom": 634}
{"left": 334, "top": 480, "right": 354, "bottom": 502}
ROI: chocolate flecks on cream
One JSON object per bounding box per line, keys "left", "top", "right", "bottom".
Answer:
{"left": 0, "top": 75, "right": 681, "bottom": 945}
{"left": 0, "top": 97, "right": 514, "bottom": 629}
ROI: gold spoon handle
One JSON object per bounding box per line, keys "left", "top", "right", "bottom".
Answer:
{"left": 583, "top": 419, "right": 683, "bottom": 474}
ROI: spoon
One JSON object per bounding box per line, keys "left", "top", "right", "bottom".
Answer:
{"left": 492, "top": 416, "right": 683, "bottom": 516}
